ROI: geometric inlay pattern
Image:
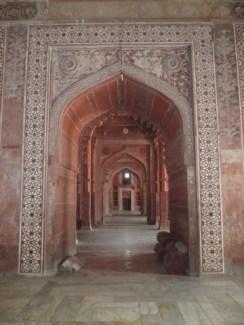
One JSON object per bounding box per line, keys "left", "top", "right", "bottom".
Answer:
{"left": 52, "top": 46, "right": 192, "bottom": 101}
{"left": 19, "top": 23, "right": 223, "bottom": 274}
{"left": 234, "top": 24, "right": 244, "bottom": 142}
{"left": 123, "top": 46, "right": 192, "bottom": 101}
{"left": 0, "top": 27, "right": 5, "bottom": 113}
{"left": 0, "top": 2, "right": 38, "bottom": 21}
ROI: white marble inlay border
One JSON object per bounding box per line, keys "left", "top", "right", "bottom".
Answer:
{"left": 19, "top": 23, "right": 223, "bottom": 274}
{"left": 0, "top": 27, "right": 6, "bottom": 139}
{"left": 234, "top": 24, "right": 244, "bottom": 154}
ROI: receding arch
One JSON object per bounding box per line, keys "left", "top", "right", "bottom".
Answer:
{"left": 50, "top": 64, "right": 194, "bottom": 165}
{"left": 96, "top": 150, "right": 148, "bottom": 222}
{"left": 102, "top": 151, "right": 147, "bottom": 178}
{"left": 108, "top": 165, "right": 145, "bottom": 185}
{"left": 111, "top": 168, "right": 143, "bottom": 216}
{"left": 45, "top": 68, "right": 199, "bottom": 276}
{"left": 103, "top": 166, "right": 145, "bottom": 217}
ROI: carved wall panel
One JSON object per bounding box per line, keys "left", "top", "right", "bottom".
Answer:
{"left": 215, "top": 25, "right": 241, "bottom": 150}
{"left": 0, "top": 2, "right": 38, "bottom": 21}
{"left": 1, "top": 26, "right": 27, "bottom": 148}
{"left": 52, "top": 46, "right": 192, "bottom": 102}
{"left": 0, "top": 27, "right": 5, "bottom": 119}
{"left": 4, "top": 26, "right": 27, "bottom": 100}
{"left": 235, "top": 24, "right": 244, "bottom": 142}
{"left": 19, "top": 23, "right": 223, "bottom": 274}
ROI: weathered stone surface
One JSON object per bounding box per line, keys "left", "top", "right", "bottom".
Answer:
{"left": 0, "top": 2, "right": 41, "bottom": 20}
{"left": 13, "top": 23, "right": 220, "bottom": 275}
{"left": 215, "top": 24, "right": 244, "bottom": 274}
{"left": 47, "top": 0, "right": 235, "bottom": 20}
{"left": 0, "top": 18, "right": 242, "bottom": 276}
{"left": 0, "top": 0, "right": 240, "bottom": 22}
{"left": 52, "top": 46, "right": 192, "bottom": 102}
{"left": 2, "top": 26, "right": 27, "bottom": 148}
{"left": 0, "top": 27, "right": 4, "bottom": 110}
{"left": 232, "top": 2, "right": 244, "bottom": 18}
{"left": 0, "top": 26, "right": 27, "bottom": 272}
{"left": 215, "top": 25, "right": 241, "bottom": 151}
{"left": 0, "top": 148, "right": 22, "bottom": 271}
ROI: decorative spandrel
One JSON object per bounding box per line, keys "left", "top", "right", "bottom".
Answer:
{"left": 19, "top": 23, "right": 223, "bottom": 274}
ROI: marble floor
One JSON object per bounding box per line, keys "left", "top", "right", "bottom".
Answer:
{"left": 1, "top": 216, "right": 244, "bottom": 324}
{"left": 76, "top": 216, "right": 162, "bottom": 274}
{"left": 1, "top": 271, "right": 244, "bottom": 324}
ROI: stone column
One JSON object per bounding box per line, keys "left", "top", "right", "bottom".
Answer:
{"left": 131, "top": 189, "right": 135, "bottom": 213}
{"left": 149, "top": 143, "right": 156, "bottom": 224}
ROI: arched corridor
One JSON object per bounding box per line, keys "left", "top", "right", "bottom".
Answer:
{"left": 111, "top": 170, "right": 143, "bottom": 215}
{"left": 77, "top": 112, "right": 169, "bottom": 227}
{"left": 76, "top": 216, "right": 162, "bottom": 274}
{"left": 1, "top": 9, "right": 243, "bottom": 322}
{"left": 46, "top": 73, "right": 198, "bottom": 275}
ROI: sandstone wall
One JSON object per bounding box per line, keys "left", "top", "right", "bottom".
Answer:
{"left": 1, "top": 0, "right": 238, "bottom": 21}
{"left": 0, "top": 15, "right": 243, "bottom": 274}
{"left": 0, "top": 26, "right": 27, "bottom": 271}
{"left": 215, "top": 24, "right": 244, "bottom": 274}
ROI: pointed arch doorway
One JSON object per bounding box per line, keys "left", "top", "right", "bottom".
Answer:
{"left": 18, "top": 24, "right": 224, "bottom": 276}
{"left": 45, "top": 71, "right": 199, "bottom": 275}
{"left": 111, "top": 169, "right": 143, "bottom": 216}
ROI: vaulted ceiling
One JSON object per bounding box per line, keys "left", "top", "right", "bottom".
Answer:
{"left": 62, "top": 74, "right": 182, "bottom": 144}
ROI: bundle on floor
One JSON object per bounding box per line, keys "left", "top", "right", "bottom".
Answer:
{"left": 154, "top": 231, "right": 188, "bottom": 275}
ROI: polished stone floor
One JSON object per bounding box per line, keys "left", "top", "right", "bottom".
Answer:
{"left": 1, "top": 216, "right": 244, "bottom": 324}
{"left": 2, "top": 271, "right": 244, "bottom": 323}
{"left": 76, "top": 216, "right": 162, "bottom": 274}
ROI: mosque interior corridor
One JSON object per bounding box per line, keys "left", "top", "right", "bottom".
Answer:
{"left": 76, "top": 216, "right": 162, "bottom": 274}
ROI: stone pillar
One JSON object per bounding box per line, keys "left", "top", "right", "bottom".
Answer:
{"left": 149, "top": 143, "right": 156, "bottom": 224}
{"left": 119, "top": 187, "right": 123, "bottom": 212}
{"left": 131, "top": 189, "right": 135, "bottom": 212}
{"left": 143, "top": 181, "right": 147, "bottom": 215}
{"left": 159, "top": 163, "right": 169, "bottom": 229}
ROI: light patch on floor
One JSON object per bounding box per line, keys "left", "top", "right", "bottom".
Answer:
{"left": 76, "top": 216, "right": 163, "bottom": 274}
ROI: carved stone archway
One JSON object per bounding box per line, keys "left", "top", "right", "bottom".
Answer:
{"left": 45, "top": 73, "right": 194, "bottom": 274}
{"left": 19, "top": 23, "right": 223, "bottom": 275}
{"left": 102, "top": 154, "right": 147, "bottom": 219}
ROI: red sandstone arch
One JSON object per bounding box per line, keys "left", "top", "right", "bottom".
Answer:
{"left": 102, "top": 154, "right": 147, "bottom": 220}
{"left": 108, "top": 164, "right": 145, "bottom": 185}
{"left": 102, "top": 152, "right": 147, "bottom": 179}
{"left": 45, "top": 73, "right": 199, "bottom": 275}
{"left": 111, "top": 169, "right": 143, "bottom": 216}
{"left": 58, "top": 75, "right": 183, "bottom": 171}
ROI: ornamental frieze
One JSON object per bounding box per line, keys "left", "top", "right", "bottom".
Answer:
{"left": 52, "top": 46, "right": 192, "bottom": 103}
{"left": 0, "top": 2, "right": 38, "bottom": 20}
